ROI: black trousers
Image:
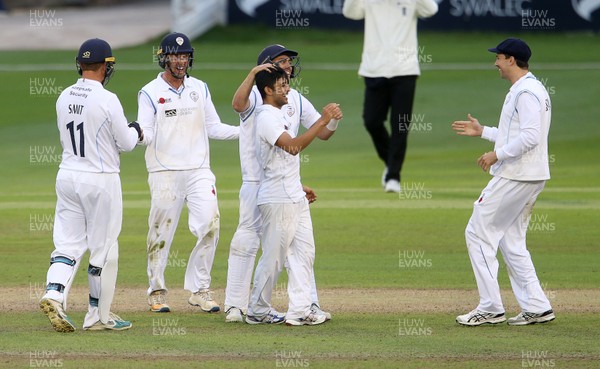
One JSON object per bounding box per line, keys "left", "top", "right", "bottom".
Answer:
{"left": 362, "top": 75, "right": 417, "bottom": 182}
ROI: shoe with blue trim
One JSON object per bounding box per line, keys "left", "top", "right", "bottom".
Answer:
{"left": 245, "top": 309, "right": 285, "bottom": 325}
{"left": 84, "top": 312, "right": 132, "bottom": 331}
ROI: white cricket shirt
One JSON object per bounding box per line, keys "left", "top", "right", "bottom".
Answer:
{"left": 343, "top": 0, "right": 438, "bottom": 78}
{"left": 255, "top": 104, "right": 305, "bottom": 205}
{"left": 238, "top": 86, "right": 320, "bottom": 182}
{"left": 56, "top": 78, "right": 138, "bottom": 173}
{"left": 481, "top": 72, "right": 552, "bottom": 181}
{"left": 137, "top": 73, "right": 239, "bottom": 172}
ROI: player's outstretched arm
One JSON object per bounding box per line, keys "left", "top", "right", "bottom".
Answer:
{"left": 232, "top": 63, "right": 275, "bottom": 113}
{"left": 275, "top": 103, "right": 336, "bottom": 155}
{"left": 452, "top": 114, "right": 484, "bottom": 137}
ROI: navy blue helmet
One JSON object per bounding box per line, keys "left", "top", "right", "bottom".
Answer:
{"left": 157, "top": 32, "right": 194, "bottom": 69}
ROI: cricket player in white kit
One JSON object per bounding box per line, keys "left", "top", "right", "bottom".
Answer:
{"left": 245, "top": 68, "right": 341, "bottom": 326}
{"left": 40, "top": 38, "right": 141, "bottom": 332}
{"left": 137, "top": 33, "right": 239, "bottom": 313}
{"left": 224, "top": 45, "right": 341, "bottom": 323}
{"left": 453, "top": 38, "right": 555, "bottom": 326}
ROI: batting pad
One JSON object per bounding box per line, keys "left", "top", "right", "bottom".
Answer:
{"left": 99, "top": 242, "right": 119, "bottom": 324}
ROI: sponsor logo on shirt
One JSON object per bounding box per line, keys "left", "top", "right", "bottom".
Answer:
{"left": 178, "top": 107, "right": 196, "bottom": 116}
{"left": 163, "top": 107, "right": 197, "bottom": 118}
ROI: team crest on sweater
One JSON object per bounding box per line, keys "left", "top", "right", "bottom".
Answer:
{"left": 285, "top": 105, "right": 295, "bottom": 117}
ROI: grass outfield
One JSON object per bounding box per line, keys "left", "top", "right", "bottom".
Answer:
{"left": 1, "top": 26, "right": 600, "bottom": 368}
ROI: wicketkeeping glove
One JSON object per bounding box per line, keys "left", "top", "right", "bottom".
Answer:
{"left": 128, "top": 121, "right": 143, "bottom": 140}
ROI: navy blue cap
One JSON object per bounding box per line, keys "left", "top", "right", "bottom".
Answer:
{"left": 76, "top": 38, "right": 115, "bottom": 64}
{"left": 257, "top": 44, "right": 298, "bottom": 66}
{"left": 488, "top": 38, "right": 531, "bottom": 62}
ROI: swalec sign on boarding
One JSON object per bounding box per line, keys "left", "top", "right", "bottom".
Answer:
{"left": 228, "top": 0, "right": 600, "bottom": 32}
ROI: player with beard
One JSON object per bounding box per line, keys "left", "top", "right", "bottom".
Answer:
{"left": 136, "top": 32, "right": 239, "bottom": 314}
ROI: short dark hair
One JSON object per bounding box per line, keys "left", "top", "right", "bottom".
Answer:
{"left": 255, "top": 67, "right": 288, "bottom": 99}
{"left": 515, "top": 58, "right": 529, "bottom": 69}
{"left": 502, "top": 53, "right": 529, "bottom": 70}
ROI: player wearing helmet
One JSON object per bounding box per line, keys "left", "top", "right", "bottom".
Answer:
{"left": 136, "top": 32, "right": 239, "bottom": 314}
{"left": 223, "top": 44, "right": 342, "bottom": 324}
{"left": 39, "top": 38, "right": 141, "bottom": 332}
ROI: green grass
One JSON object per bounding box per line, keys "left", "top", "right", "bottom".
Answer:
{"left": 1, "top": 26, "right": 599, "bottom": 368}
{"left": 1, "top": 312, "right": 599, "bottom": 368}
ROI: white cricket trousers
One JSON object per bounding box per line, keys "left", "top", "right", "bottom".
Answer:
{"left": 46, "top": 169, "right": 122, "bottom": 325}
{"left": 225, "top": 182, "right": 322, "bottom": 312}
{"left": 248, "top": 199, "right": 315, "bottom": 320}
{"left": 466, "top": 176, "right": 552, "bottom": 314}
{"left": 146, "top": 169, "right": 220, "bottom": 295}
{"left": 224, "top": 181, "right": 262, "bottom": 312}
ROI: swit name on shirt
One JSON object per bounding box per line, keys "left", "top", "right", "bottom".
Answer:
{"left": 68, "top": 104, "right": 84, "bottom": 115}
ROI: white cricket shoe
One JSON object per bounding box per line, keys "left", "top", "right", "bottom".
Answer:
{"left": 385, "top": 179, "right": 401, "bottom": 193}
{"left": 189, "top": 289, "right": 220, "bottom": 313}
{"left": 148, "top": 289, "right": 170, "bottom": 313}
{"left": 381, "top": 168, "right": 388, "bottom": 187}
{"left": 225, "top": 307, "right": 244, "bottom": 323}
{"left": 40, "top": 297, "right": 76, "bottom": 333}
{"left": 507, "top": 310, "right": 555, "bottom": 326}
{"left": 456, "top": 309, "right": 506, "bottom": 326}
{"left": 285, "top": 310, "right": 328, "bottom": 326}
{"left": 84, "top": 312, "right": 132, "bottom": 331}
{"left": 245, "top": 309, "right": 286, "bottom": 325}
{"left": 311, "top": 303, "right": 331, "bottom": 321}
